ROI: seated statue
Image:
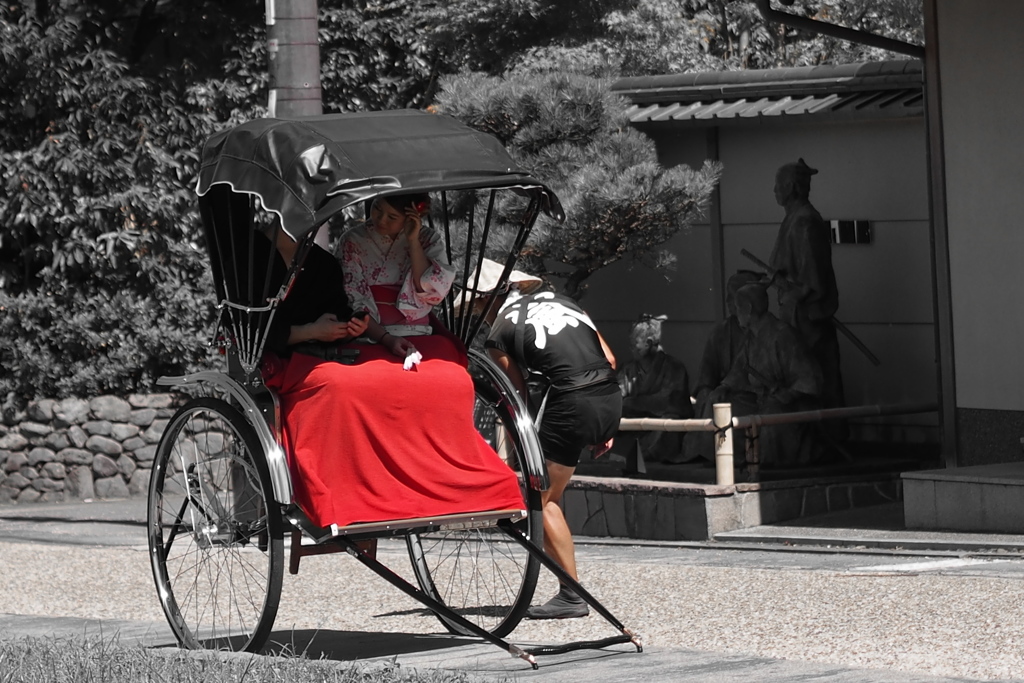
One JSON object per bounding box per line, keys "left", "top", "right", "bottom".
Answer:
{"left": 618, "top": 314, "right": 694, "bottom": 464}
{"left": 685, "top": 270, "right": 762, "bottom": 462}
{"left": 704, "top": 283, "right": 823, "bottom": 468}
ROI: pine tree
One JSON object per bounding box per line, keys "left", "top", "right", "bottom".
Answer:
{"left": 436, "top": 70, "right": 721, "bottom": 300}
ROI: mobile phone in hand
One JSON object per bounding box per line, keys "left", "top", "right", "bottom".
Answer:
{"left": 350, "top": 310, "right": 369, "bottom": 321}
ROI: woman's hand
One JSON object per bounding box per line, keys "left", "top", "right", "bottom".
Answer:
{"left": 403, "top": 207, "right": 423, "bottom": 242}
{"left": 291, "top": 313, "right": 349, "bottom": 345}
{"left": 382, "top": 333, "right": 418, "bottom": 358}
{"left": 404, "top": 206, "right": 431, "bottom": 292}
{"left": 290, "top": 312, "right": 369, "bottom": 345}
{"left": 341, "top": 314, "right": 369, "bottom": 341}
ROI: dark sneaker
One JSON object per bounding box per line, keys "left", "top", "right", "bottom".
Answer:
{"left": 525, "top": 586, "right": 590, "bottom": 620}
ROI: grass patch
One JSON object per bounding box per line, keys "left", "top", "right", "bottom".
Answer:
{"left": 0, "top": 636, "right": 496, "bottom": 683}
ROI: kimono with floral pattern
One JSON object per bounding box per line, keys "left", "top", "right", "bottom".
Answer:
{"left": 340, "top": 224, "right": 455, "bottom": 336}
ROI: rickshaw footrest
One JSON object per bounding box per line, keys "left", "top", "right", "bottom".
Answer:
{"left": 289, "top": 529, "right": 376, "bottom": 574}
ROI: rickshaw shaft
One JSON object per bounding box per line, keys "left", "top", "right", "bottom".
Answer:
{"left": 331, "top": 535, "right": 540, "bottom": 668}
{"left": 497, "top": 519, "right": 636, "bottom": 638}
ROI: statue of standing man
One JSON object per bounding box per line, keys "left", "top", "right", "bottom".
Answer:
{"left": 769, "top": 159, "right": 845, "bottom": 432}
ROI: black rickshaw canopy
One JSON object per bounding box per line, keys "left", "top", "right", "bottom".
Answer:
{"left": 196, "top": 109, "right": 563, "bottom": 239}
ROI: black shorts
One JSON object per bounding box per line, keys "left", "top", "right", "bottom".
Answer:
{"left": 537, "top": 382, "right": 622, "bottom": 468}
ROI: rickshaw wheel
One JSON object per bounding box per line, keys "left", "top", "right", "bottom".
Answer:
{"left": 406, "top": 357, "right": 543, "bottom": 638}
{"left": 147, "top": 396, "right": 284, "bottom": 654}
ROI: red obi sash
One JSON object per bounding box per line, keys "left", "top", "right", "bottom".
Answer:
{"left": 370, "top": 284, "right": 430, "bottom": 327}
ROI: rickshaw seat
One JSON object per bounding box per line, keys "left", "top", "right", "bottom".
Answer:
{"left": 287, "top": 507, "right": 527, "bottom": 574}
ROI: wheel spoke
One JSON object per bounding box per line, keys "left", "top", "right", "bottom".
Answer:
{"left": 407, "top": 355, "right": 542, "bottom": 638}
{"left": 148, "top": 398, "right": 283, "bottom": 653}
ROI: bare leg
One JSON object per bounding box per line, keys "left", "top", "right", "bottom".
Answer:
{"left": 541, "top": 460, "right": 578, "bottom": 580}
{"left": 526, "top": 460, "right": 589, "bottom": 619}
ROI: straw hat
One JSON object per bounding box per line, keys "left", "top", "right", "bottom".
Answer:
{"left": 452, "top": 258, "right": 542, "bottom": 314}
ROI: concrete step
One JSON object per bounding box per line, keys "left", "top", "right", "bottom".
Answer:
{"left": 563, "top": 472, "right": 903, "bottom": 541}
{"left": 714, "top": 502, "right": 1024, "bottom": 553}
{"left": 903, "top": 462, "right": 1024, "bottom": 534}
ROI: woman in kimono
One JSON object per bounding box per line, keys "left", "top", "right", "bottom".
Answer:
{"left": 339, "top": 193, "right": 455, "bottom": 355}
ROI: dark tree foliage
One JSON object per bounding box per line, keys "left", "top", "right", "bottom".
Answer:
{"left": 507, "top": 0, "right": 924, "bottom": 77}
{"left": 420, "top": 0, "right": 633, "bottom": 75}
{"left": 0, "top": 1, "right": 263, "bottom": 401}
{"left": 319, "top": 0, "right": 436, "bottom": 111}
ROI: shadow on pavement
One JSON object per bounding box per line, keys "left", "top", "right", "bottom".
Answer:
{"left": 259, "top": 627, "right": 640, "bottom": 677}
{"left": 263, "top": 629, "right": 476, "bottom": 660}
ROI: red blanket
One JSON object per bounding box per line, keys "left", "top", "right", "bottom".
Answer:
{"left": 262, "top": 335, "right": 525, "bottom": 529}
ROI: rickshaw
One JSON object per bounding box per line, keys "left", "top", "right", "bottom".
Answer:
{"left": 146, "top": 109, "right": 642, "bottom": 668}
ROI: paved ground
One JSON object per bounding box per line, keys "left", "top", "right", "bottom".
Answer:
{"left": 1, "top": 498, "right": 1023, "bottom": 682}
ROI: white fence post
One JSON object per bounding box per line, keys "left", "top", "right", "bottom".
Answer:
{"left": 712, "top": 402, "right": 734, "bottom": 486}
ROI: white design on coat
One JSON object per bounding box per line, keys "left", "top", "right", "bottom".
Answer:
{"left": 501, "top": 292, "right": 597, "bottom": 350}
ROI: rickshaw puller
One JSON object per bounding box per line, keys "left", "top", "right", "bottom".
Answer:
{"left": 468, "top": 259, "right": 621, "bottom": 620}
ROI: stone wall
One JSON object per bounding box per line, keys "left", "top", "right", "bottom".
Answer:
{"left": 0, "top": 394, "right": 180, "bottom": 505}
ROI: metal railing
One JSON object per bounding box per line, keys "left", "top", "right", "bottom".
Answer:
{"left": 618, "top": 402, "right": 938, "bottom": 486}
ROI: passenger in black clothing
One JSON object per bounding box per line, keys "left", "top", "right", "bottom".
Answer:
{"left": 466, "top": 259, "right": 621, "bottom": 620}
{"left": 258, "top": 228, "right": 369, "bottom": 356}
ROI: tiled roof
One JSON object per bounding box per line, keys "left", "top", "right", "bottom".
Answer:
{"left": 612, "top": 60, "right": 923, "bottom": 125}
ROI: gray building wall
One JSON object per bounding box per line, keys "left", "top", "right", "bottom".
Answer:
{"left": 935, "top": 0, "right": 1024, "bottom": 464}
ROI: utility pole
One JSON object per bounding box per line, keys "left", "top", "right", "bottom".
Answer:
{"left": 266, "top": 0, "right": 322, "bottom": 118}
